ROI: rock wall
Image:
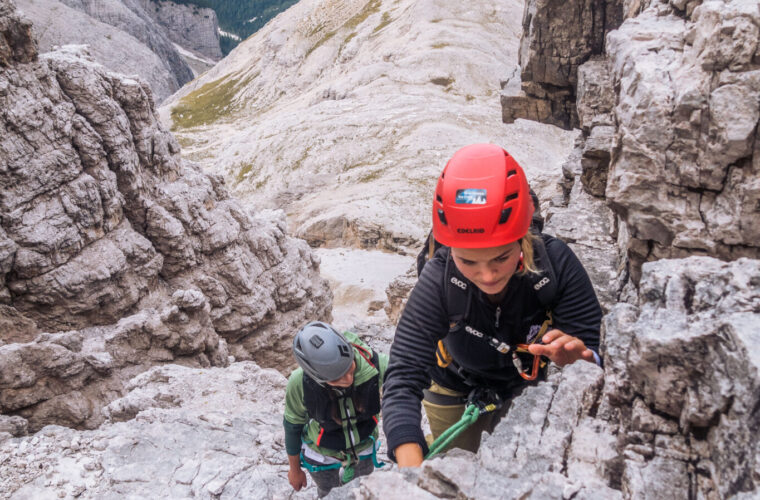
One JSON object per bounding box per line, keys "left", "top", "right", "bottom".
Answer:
{"left": 0, "top": 0, "right": 331, "bottom": 432}
{"left": 501, "top": 0, "right": 624, "bottom": 129}
{"left": 0, "top": 362, "right": 312, "bottom": 498}
{"left": 29, "top": 0, "right": 197, "bottom": 102}
{"left": 138, "top": 0, "right": 222, "bottom": 61}
{"left": 505, "top": 0, "right": 760, "bottom": 283}
{"left": 16, "top": 0, "right": 181, "bottom": 103}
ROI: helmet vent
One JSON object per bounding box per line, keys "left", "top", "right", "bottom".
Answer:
{"left": 436, "top": 195, "right": 443, "bottom": 203}
{"left": 507, "top": 169, "right": 517, "bottom": 178}
{"left": 437, "top": 209, "right": 448, "bottom": 225}
{"left": 338, "top": 345, "right": 350, "bottom": 357}
{"left": 499, "top": 207, "right": 512, "bottom": 224}
{"left": 310, "top": 336, "right": 324, "bottom": 348}
{"left": 505, "top": 192, "right": 518, "bottom": 202}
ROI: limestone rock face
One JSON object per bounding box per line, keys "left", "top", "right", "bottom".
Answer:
{"left": 0, "top": 362, "right": 321, "bottom": 499}
{"left": 603, "top": 1, "right": 760, "bottom": 280}
{"left": 136, "top": 0, "right": 222, "bottom": 61}
{"left": 505, "top": 0, "right": 760, "bottom": 282}
{"left": 0, "top": 0, "right": 36, "bottom": 65}
{"left": 15, "top": 0, "right": 198, "bottom": 102}
{"left": 604, "top": 257, "right": 760, "bottom": 498}
{"left": 16, "top": 0, "right": 180, "bottom": 103}
{"left": 0, "top": 0, "right": 331, "bottom": 431}
{"left": 501, "top": 0, "right": 624, "bottom": 129}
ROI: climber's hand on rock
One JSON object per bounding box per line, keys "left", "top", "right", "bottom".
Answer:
{"left": 527, "top": 329, "right": 594, "bottom": 367}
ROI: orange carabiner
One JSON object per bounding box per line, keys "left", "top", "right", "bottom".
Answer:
{"left": 514, "top": 344, "right": 541, "bottom": 381}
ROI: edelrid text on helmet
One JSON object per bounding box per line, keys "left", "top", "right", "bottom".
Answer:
{"left": 432, "top": 144, "right": 534, "bottom": 248}
{"left": 293, "top": 321, "right": 354, "bottom": 384}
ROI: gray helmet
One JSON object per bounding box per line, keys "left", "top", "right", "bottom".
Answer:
{"left": 293, "top": 321, "right": 354, "bottom": 384}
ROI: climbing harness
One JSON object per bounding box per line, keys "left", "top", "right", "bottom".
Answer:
{"left": 300, "top": 435, "right": 385, "bottom": 484}
{"left": 424, "top": 388, "right": 503, "bottom": 460}
{"left": 437, "top": 312, "right": 552, "bottom": 381}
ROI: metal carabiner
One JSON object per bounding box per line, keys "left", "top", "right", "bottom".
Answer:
{"left": 513, "top": 345, "right": 541, "bottom": 381}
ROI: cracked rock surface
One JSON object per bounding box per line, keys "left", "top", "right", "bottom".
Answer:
{"left": 0, "top": 0, "right": 331, "bottom": 433}
{"left": 0, "top": 362, "right": 320, "bottom": 499}
{"left": 506, "top": 0, "right": 760, "bottom": 282}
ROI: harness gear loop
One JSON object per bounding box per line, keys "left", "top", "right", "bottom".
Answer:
{"left": 424, "top": 389, "right": 502, "bottom": 460}
{"left": 300, "top": 436, "right": 385, "bottom": 481}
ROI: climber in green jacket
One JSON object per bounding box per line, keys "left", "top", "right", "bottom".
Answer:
{"left": 283, "top": 321, "right": 389, "bottom": 497}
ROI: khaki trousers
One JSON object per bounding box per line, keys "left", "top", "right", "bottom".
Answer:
{"left": 422, "top": 382, "right": 509, "bottom": 454}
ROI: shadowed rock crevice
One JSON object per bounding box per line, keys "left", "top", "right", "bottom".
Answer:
{"left": 505, "top": 0, "right": 760, "bottom": 284}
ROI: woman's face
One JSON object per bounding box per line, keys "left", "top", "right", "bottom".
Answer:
{"left": 451, "top": 241, "right": 521, "bottom": 295}
{"left": 326, "top": 360, "right": 356, "bottom": 388}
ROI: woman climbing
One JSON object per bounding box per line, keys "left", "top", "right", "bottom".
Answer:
{"left": 381, "top": 143, "right": 603, "bottom": 467}
{"left": 284, "top": 321, "right": 388, "bottom": 497}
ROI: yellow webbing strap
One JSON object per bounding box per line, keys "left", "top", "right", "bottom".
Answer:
{"left": 436, "top": 340, "right": 453, "bottom": 368}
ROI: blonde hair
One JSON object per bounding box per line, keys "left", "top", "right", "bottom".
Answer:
{"left": 518, "top": 233, "right": 540, "bottom": 276}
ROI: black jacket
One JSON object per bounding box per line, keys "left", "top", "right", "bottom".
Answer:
{"left": 381, "top": 235, "right": 602, "bottom": 457}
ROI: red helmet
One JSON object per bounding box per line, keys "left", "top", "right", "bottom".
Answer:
{"left": 432, "top": 144, "right": 533, "bottom": 248}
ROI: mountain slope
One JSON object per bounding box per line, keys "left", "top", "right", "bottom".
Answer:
{"left": 161, "top": 0, "right": 576, "bottom": 252}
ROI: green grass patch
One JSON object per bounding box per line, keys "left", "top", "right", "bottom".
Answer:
{"left": 308, "top": 23, "right": 326, "bottom": 36}
{"left": 466, "top": 94, "right": 475, "bottom": 101}
{"left": 290, "top": 146, "right": 313, "bottom": 171}
{"left": 170, "top": 72, "right": 254, "bottom": 129}
{"left": 358, "top": 170, "right": 382, "bottom": 183}
{"left": 235, "top": 161, "right": 255, "bottom": 184}
{"left": 339, "top": 31, "right": 358, "bottom": 54}
{"left": 431, "top": 42, "right": 449, "bottom": 49}
{"left": 343, "top": 0, "right": 382, "bottom": 31}
{"left": 306, "top": 30, "right": 336, "bottom": 58}
{"left": 176, "top": 136, "right": 195, "bottom": 149}
{"left": 255, "top": 175, "right": 270, "bottom": 190}
{"left": 373, "top": 11, "right": 392, "bottom": 33}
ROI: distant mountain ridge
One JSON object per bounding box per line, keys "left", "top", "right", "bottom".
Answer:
{"left": 16, "top": 0, "right": 223, "bottom": 102}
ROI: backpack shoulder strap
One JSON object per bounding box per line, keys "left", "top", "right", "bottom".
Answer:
{"left": 528, "top": 234, "right": 559, "bottom": 310}
{"left": 442, "top": 247, "right": 472, "bottom": 332}
{"left": 352, "top": 342, "right": 377, "bottom": 369}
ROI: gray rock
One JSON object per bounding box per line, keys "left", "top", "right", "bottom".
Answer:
{"left": 502, "top": 0, "right": 625, "bottom": 129}
{"left": 136, "top": 0, "right": 222, "bottom": 61}
{"left": 16, "top": 0, "right": 180, "bottom": 102}
{"left": 0, "top": 362, "right": 320, "bottom": 499}
{"left": 59, "top": 0, "right": 194, "bottom": 94}
{"left": 0, "top": 0, "right": 331, "bottom": 432}
{"left": 509, "top": 0, "right": 760, "bottom": 282}
{"left": 0, "top": 0, "right": 37, "bottom": 65}
{"left": 604, "top": 256, "right": 760, "bottom": 498}
{"left": 383, "top": 264, "right": 416, "bottom": 324}
{"left": 0, "top": 415, "right": 28, "bottom": 437}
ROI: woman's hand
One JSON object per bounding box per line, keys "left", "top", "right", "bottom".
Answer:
{"left": 395, "top": 442, "right": 424, "bottom": 468}
{"left": 526, "top": 329, "right": 595, "bottom": 367}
